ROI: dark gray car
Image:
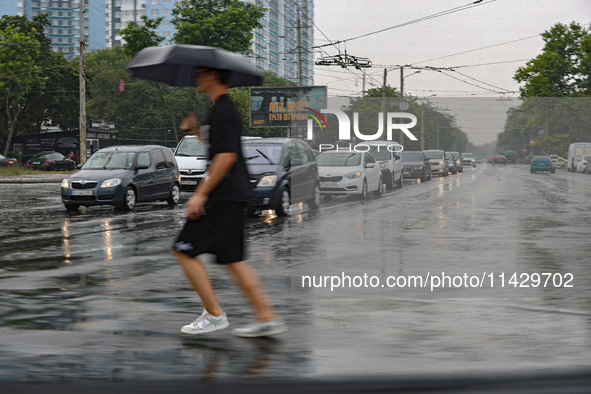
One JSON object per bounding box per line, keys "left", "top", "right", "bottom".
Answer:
{"left": 61, "top": 145, "right": 180, "bottom": 211}
{"left": 400, "top": 151, "right": 431, "bottom": 182}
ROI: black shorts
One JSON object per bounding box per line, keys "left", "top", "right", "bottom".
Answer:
{"left": 173, "top": 201, "right": 246, "bottom": 264}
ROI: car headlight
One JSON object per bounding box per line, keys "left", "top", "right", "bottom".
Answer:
{"left": 439, "top": 160, "right": 444, "bottom": 165}
{"left": 257, "top": 175, "right": 277, "bottom": 187}
{"left": 61, "top": 179, "right": 69, "bottom": 188}
{"left": 344, "top": 171, "right": 363, "bottom": 179}
{"left": 100, "top": 178, "right": 122, "bottom": 188}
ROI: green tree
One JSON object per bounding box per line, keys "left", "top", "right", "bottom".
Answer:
{"left": 514, "top": 22, "right": 591, "bottom": 97}
{"left": 119, "top": 15, "right": 183, "bottom": 142}
{"left": 172, "top": 0, "right": 266, "bottom": 52}
{"left": 118, "top": 15, "right": 165, "bottom": 58}
{"left": 0, "top": 15, "right": 48, "bottom": 155}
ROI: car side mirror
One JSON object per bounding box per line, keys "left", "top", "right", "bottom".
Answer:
{"left": 77, "top": 163, "right": 84, "bottom": 169}
{"left": 137, "top": 163, "right": 150, "bottom": 170}
{"left": 365, "top": 163, "right": 375, "bottom": 168}
{"left": 290, "top": 159, "right": 303, "bottom": 166}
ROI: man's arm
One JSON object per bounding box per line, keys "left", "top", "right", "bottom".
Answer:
{"left": 185, "top": 152, "right": 237, "bottom": 219}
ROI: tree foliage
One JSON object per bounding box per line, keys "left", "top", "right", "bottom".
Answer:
{"left": 172, "top": 0, "right": 266, "bottom": 53}
{"left": 119, "top": 15, "right": 165, "bottom": 58}
{"left": 514, "top": 22, "right": 591, "bottom": 97}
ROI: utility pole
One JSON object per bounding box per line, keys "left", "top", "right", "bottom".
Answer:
{"left": 297, "top": 18, "right": 302, "bottom": 86}
{"left": 79, "top": 0, "right": 87, "bottom": 164}
{"left": 362, "top": 70, "right": 366, "bottom": 96}
{"left": 421, "top": 103, "right": 425, "bottom": 151}
{"left": 399, "top": 66, "right": 404, "bottom": 145}
{"left": 381, "top": 68, "right": 387, "bottom": 140}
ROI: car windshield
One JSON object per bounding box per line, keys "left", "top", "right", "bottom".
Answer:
{"left": 31, "top": 153, "right": 52, "bottom": 160}
{"left": 83, "top": 152, "right": 137, "bottom": 170}
{"left": 242, "top": 144, "right": 283, "bottom": 165}
{"left": 532, "top": 156, "right": 550, "bottom": 161}
{"left": 423, "top": 151, "right": 444, "bottom": 159}
{"left": 175, "top": 137, "right": 207, "bottom": 157}
{"left": 367, "top": 146, "right": 391, "bottom": 161}
{"left": 400, "top": 152, "right": 424, "bottom": 162}
{"left": 452, "top": 152, "right": 460, "bottom": 159}
{"left": 462, "top": 153, "right": 474, "bottom": 158}
{"left": 316, "top": 152, "right": 361, "bottom": 166}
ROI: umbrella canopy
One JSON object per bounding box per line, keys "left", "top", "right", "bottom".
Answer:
{"left": 125, "top": 44, "right": 262, "bottom": 88}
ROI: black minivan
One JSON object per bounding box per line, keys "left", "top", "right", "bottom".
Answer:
{"left": 61, "top": 145, "right": 180, "bottom": 211}
{"left": 243, "top": 138, "right": 320, "bottom": 216}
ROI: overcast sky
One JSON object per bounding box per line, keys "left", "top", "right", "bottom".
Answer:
{"left": 311, "top": 0, "right": 591, "bottom": 144}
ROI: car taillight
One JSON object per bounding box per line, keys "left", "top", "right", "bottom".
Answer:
{"left": 503, "top": 158, "right": 507, "bottom": 161}
{"left": 548, "top": 163, "right": 552, "bottom": 166}
{"left": 26, "top": 161, "right": 30, "bottom": 165}
{"left": 531, "top": 163, "right": 534, "bottom": 166}
{"left": 44, "top": 160, "right": 49, "bottom": 165}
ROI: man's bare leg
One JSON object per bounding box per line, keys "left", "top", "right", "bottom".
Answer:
{"left": 172, "top": 250, "right": 223, "bottom": 317}
{"left": 225, "top": 261, "right": 279, "bottom": 322}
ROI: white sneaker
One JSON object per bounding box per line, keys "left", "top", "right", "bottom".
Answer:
{"left": 232, "top": 320, "right": 287, "bottom": 338}
{"left": 181, "top": 310, "right": 229, "bottom": 335}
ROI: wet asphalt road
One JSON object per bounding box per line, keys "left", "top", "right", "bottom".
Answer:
{"left": 1, "top": 165, "right": 591, "bottom": 382}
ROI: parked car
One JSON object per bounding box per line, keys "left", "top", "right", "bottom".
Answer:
{"left": 445, "top": 152, "right": 457, "bottom": 174}
{"left": 365, "top": 141, "right": 403, "bottom": 190}
{"left": 174, "top": 135, "right": 207, "bottom": 192}
{"left": 61, "top": 145, "right": 180, "bottom": 211}
{"left": 423, "top": 150, "right": 448, "bottom": 177}
{"left": 461, "top": 152, "right": 476, "bottom": 167}
{"left": 576, "top": 155, "right": 591, "bottom": 173}
{"left": 26, "top": 151, "right": 76, "bottom": 171}
{"left": 567, "top": 142, "right": 591, "bottom": 172}
{"left": 451, "top": 152, "right": 464, "bottom": 172}
{"left": 243, "top": 138, "right": 320, "bottom": 216}
{"left": 400, "top": 151, "right": 431, "bottom": 181}
{"left": 0, "top": 154, "right": 18, "bottom": 166}
{"left": 524, "top": 154, "right": 534, "bottom": 164}
{"left": 317, "top": 150, "right": 383, "bottom": 199}
{"left": 530, "top": 155, "right": 555, "bottom": 174}
{"left": 492, "top": 155, "right": 508, "bottom": 165}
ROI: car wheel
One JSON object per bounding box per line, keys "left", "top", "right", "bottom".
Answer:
{"left": 374, "top": 176, "right": 383, "bottom": 197}
{"left": 530, "top": 169, "right": 534, "bottom": 173}
{"left": 167, "top": 183, "right": 180, "bottom": 206}
{"left": 307, "top": 183, "right": 321, "bottom": 210}
{"left": 275, "top": 187, "right": 290, "bottom": 217}
{"left": 64, "top": 203, "right": 79, "bottom": 212}
{"left": 118, "top": 186, "right": 136, "bottom": 211}
{"left": 359, "top": 179, "right": 368, "bottom": 200}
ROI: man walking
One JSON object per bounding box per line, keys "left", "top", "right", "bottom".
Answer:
{"left": 172, "top": 67, "right": 286, "bottom": 337}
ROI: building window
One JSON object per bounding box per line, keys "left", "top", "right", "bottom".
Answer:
{"left": 151, "top": 0, "right": 158, "bottom": 3}
{"left": 163, "top": 31, "right": 170, "bottom": 37}
{"left": 163, "top": 20, "right": 170, "bottom": 27}
{"left": 151, "top": 9, "right": 159, "bottom": 15}
{"left": 163, "top": 0, "right": 170, "bottom": 3}
{"left": 163, "top": 8, "right": 170, "bottom": 15}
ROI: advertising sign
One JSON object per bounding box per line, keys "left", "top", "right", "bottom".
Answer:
{"left": 250, "top": 86, "right": 327, "bottom": 128}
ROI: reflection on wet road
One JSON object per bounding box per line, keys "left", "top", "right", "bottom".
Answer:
{"left": 1, "top": 165, "right": 591, "bottom": 380}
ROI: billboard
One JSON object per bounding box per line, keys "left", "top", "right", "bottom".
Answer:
{"left": 250, "top": 86, "right": 327, "bottom": 128}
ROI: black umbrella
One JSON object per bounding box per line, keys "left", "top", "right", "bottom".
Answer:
{"left": 125, "top": 44, "right": 262, "bottom": 88}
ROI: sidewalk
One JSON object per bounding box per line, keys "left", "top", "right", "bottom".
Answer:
{"left": 0, "top": 174, "right": 65, "bottom": 184}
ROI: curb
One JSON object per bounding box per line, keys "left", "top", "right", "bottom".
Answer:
{"left": 0, "top": 177, "right": 64, "bottom": 184}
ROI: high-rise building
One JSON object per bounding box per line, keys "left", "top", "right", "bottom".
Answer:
{"left": 1, "top": 0, "right": 105, "bottom": 60}
{"left": 1, "top": 0, "right": 314, "bottom": 84}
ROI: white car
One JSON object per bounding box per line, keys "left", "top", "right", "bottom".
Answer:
{"left": 317, "top": 150, "right": 383, "bottom": 199}
{"left": 576, "top": 155, "right": 591, "bottom": 173}
{"left": 364, "top": 141, "right": 403, "bottom": 191}
{"left": 174, "top": 136, "right": 208, "bottom": 191}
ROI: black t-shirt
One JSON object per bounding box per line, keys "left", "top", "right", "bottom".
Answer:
{"left": 202, "top": 95, "right": 254, "bottom": 202}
